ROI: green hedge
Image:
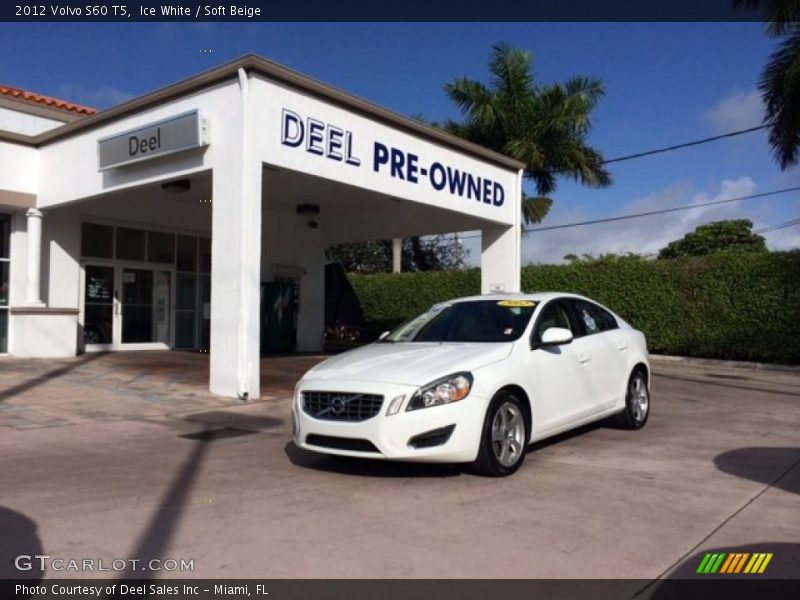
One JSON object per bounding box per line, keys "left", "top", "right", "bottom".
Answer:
{"left": 348, "top": 252, "right": 800, "bottom": 364}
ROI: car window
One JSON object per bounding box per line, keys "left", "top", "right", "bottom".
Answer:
{"left": 571, "top": 300, "right": 618, "bottom": 336}
{"left": 532, "top": 300, "right": 574, "bottom": 343}
{"left": 384, "top": 300, "right": 537, "bottom": 343}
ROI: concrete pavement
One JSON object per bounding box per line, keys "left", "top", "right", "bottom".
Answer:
{"left": 0, "top": 352, "right": 797, "bottom": 580}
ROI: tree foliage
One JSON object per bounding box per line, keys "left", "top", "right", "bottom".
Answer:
{"left": 444, "top": 42, "right": 611, "bottom": 224}
{"left": 349, "top": 252, "right": 800, "bottom": 364}
{"left": 325, "top": 235, "right": 468, "bottom": 274}
{"left": 658, "top": 219, "right": 768, "bottom": 259}
{"left": 733, "top": 0, "right": 800, "bottom": 168}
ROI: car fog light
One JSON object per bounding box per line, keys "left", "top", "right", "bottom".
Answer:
{"left": 386, "top": 394, "right": 405, "bottom": 416}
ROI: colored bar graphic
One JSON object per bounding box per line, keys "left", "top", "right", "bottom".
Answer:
{"left": 719, "top": 553, "right": 736, "bottom": 573}
{"left": 699, "top": 551, "right": 774, "bottom": 574}
{"left": 758, "top": 553, "right": 773, "bottom": 573}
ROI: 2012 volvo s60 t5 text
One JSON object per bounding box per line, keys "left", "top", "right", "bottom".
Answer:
{"left": 292, "top": 293, "right": 651, "bottom": 476}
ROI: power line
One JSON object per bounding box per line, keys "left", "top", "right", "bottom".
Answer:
{"left": 755, "top": 217, "right": 800, "bottom": 234}
{"left": 525, "top": 186, "right": 800, "bottom": 233}
{"left": 601, "top": 124, "right": 768, "bottom": 166}
{"left": 455, "top": 185, "right": 800, "bottom": 240}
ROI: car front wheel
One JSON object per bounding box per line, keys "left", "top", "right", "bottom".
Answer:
{"left": 472, "top": 391, "right": 529, "bottom": 477}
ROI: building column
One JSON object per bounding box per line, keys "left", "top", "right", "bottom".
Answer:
{"left": 25, "top": 208, "right": 45, "bottom": 306}
{"left": 481, "top": 222, "right": 521, "bottom": 294}
{"left": 209, "top": 68, "right": 262, "bottom": 400}
{"left": 391, "top": 238, "right": 402, "bottom": 273}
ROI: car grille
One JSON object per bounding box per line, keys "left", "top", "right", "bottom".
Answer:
{"left": 302, "top": 391, "right": 384, "bottom": 422}
{"left": 305, "top": 434, "right": 380, "bottom": 453}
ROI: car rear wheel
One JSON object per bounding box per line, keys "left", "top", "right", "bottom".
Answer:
{"left": 613, "top": 370, "right": 650, "bottom": 430}
{"left": 472, "top": 391, "right": 528, "bottom": 477}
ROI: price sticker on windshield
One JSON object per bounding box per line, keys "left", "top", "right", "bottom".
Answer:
{"left": 497, "top": 300, "right": 537, "bottom": 308}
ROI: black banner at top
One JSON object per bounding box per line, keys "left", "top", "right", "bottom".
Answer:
{"left": 1, "top": 0, "right": 769, "bottom": 22}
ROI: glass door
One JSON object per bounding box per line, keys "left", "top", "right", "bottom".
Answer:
{"left": 83, "top": 264, "right": 116, "bottom": 349}
{"left": 120, "top": 267, "right": 171, "bottom": 348}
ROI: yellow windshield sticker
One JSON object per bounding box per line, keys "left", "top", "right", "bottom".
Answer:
{"left": 497, "top": 299, "right": 536, "bottom": 308}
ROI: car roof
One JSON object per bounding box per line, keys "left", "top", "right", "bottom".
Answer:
{"left": 448, "top": 292, "right": 588, "bottom": 304}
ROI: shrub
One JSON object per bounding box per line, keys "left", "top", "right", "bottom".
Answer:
{"left": 348, "top": 252, "right": 800, "bottom": 364}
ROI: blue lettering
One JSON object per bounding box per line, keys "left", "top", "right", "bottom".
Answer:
{"left": 493, "top": 182, "right": 504, "bottom": 206}
{"left": 482, "top": 178, "right": 492, "bottom": 203}
{"left": 467, "top": 173, "right": 481, "bottom": 200}
{"left": 373, "top": 142, "right": 389, "bottom": 172}
{"left": 447, "top": 167, "right": 466, "bottom": 196}
{"left": 390, "top": 148, "right": 405, "bottom": 180}
{"left": 430, "top": 162, "right": 447, "bottom": 191}
{"left": 407, "top": 153, "right": 419, "bottom": 183}
{"left": 345, "top": 132, "right": 361, "bottom": 166}
{"left": 281, "top": 109, "right": 303, "bottom": 147}
{"left": 306, "top": 119, "right": 325, "bottom": 155}
{"left": 327, "top": 125, "right": 343, "bottom": 161}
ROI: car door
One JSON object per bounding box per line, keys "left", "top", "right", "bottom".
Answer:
{"left": 523, "top": 298, "right": 597, "bottom": 435}
{"left": 567, "top": 299, "right": 629, "bottom": 409}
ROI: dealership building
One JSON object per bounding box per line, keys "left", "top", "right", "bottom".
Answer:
{"left": 0, "top": 54, "right": 523, "bottom": 399}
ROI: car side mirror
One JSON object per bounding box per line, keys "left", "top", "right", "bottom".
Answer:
{"left": 533, "top": 327, "right": 573, "bottom": 349}
{"left": 378, "top": 331, "right": 390, "bottom": 341}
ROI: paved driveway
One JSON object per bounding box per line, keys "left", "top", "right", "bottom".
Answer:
{"left": 0, "top": 352, "right": 798, "bottom": 583}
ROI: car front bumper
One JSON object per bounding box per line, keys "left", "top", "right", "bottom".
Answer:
{"left": 292, "top": 378, "right": 489, "bottom": 463}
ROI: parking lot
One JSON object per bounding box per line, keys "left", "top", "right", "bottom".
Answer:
{"left": 0, "top": 351, "right": 798, "bottom": 583}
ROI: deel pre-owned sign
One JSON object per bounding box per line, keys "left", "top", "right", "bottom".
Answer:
{"left": 97, "top": 110, "right": 208, "bottom": 170}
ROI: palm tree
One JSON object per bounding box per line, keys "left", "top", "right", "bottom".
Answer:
{"left": 734, "top": 0, "right": 800, "bottom": 169}
{"left": 444, "top": 43, "right": 611, "bottom": 225}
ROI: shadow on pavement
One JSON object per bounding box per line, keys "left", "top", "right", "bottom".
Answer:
{"left": 714, "top": 447, "right": 800, "bottom": 495}
{"left": 0, "top": 352, "right": 108, "bottom": 404}
{"left": 117, "top": 431, "right": 214, "bottom": 582}
{"left": 284, "top": 442, "right": 461, "bottom": 478}
{"left": 183, "top": 410, "right": 283, "bottom": 432}
{"left": 526, "top": 421, "right": 605, "bottom": 454}
{"left": 0, "top": 506, "right": 43, "bottom": 590}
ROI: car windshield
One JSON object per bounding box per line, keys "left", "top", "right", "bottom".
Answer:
{"left": 382, "top": 299, "right": 537, "bottom": 343}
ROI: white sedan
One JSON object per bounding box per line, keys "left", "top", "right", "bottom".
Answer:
{"left": 292, "top": 293, "right": 650, "bottom": 476}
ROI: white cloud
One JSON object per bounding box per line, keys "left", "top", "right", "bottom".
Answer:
{"left": 56, "top": 83, "right": 134, "bottom": 110}
{"left": 519, "top": 176, "right": 766, "bottom": 264}
{"left": 704, "top": 89, "right": 764, "bottom": 134}
{"left": 764, "top": 224, "right": 800, "bottom": 251}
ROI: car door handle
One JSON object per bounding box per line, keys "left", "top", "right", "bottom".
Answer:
{"left": 616, "top": 340, "right": 628, "bottom": 350}
{"left": 578, "top": 352, "right": 591, "bottom": 363}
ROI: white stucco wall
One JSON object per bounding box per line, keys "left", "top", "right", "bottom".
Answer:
{"left": 37, "top": 80, "right": 241, "bottom": 208}
{"left": 0, "top": 107, "right": 66, "bottom": 136}
{"left": 0, "top": 141, "right": 39, "bottom": 195}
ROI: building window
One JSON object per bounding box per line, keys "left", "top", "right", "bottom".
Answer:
{"left": 147, "top": 231, "right": 175, "bottom": 264}
{"left": 176, "top": 235, "right": 197, "bottom": 272}
{"left": 116, "top": 227, "right": 146, "bottom": 261}
{"left": 79, "top": 222, "right": 211, "bottom": 350}
{"left": 0, "top": 213, "right": 10, "bottom": 353}
{"left": 81, "top": 223, "right": 114, "bottom": 259}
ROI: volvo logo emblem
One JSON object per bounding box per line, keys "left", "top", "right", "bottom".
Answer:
{"left": 330, "top": 395, "right": 348, "bottom": 415}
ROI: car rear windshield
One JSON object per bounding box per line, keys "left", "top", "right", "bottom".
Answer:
{"left": 383, "top": 300, "right": 537, "bottom": 343}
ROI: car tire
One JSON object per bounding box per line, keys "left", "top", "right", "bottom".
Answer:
{"left": 472, "top": 390, "right": 529, "bottom": 477}
{"left": 613, "top": 369, "right": 650, "bottom": 430}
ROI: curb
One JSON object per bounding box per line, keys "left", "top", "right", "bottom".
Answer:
{"left": 649, "top": 354, "right": 800, "bottom": 374}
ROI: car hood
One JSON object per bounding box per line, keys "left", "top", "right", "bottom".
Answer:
{"left": 301, "top": 342, "right": 514, "bottom": 386}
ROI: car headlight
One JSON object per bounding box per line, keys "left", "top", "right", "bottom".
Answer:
{"left": 407, "top": 372, "right": 473, "bottom": 411}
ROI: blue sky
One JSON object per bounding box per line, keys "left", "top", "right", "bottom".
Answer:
{"left": 2, "top": 22, "right": 798, "bottom": 263}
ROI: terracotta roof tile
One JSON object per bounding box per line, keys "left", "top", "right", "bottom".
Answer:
{"left": 0, "top": 85, "right": 97, "bottom": 115}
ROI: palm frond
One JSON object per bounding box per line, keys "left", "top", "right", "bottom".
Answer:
{"left": 760, "top": 30, "right": 800, "bottom": 167}
{"left": 521, "top": 195, "right": 553, "bottom": 225}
